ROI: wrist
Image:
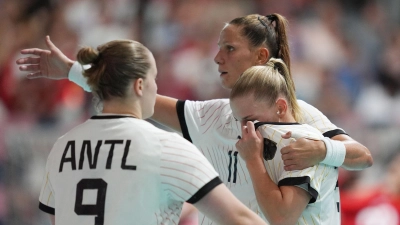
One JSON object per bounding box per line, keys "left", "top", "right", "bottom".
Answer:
{"left": 320, "top": 137, "right": 346, "bottom": 167}
{"left": 67, "top": 59, "right": 75, "bottom": 71}
{"left": 317, "top": 140, "right": 327, "bottom": 162}
{"left": 68, "top": 61, "right": 91, "bottom": 92}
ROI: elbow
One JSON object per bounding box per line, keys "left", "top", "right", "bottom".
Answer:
{"left": 361, "top": 145, "right": 373, "bottom": 169}
{"left": 344, "top": 147, "right": 374, "bottom": 171}
{"left": 366, "top": 153, "right": 374, "bottom": 168}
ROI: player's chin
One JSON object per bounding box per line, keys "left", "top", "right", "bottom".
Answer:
{"left": 220, "top": 78, "right": 234, "bottom": 90}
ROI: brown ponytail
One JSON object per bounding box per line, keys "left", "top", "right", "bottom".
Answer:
{"left": 77, "top": 47, "right": 106, "bottom": 98}
{"left": 229, "top": 13, "right": 292, "bottom": 77}
{"left": 267, "top": 14, "right": 291, "bottom": 77}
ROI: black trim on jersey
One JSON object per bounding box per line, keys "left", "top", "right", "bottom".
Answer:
{"left": 278, "top": 176, "right": 318, "bottom": 204}
{"left": 176, "top": 100, "right": 192, "bottom": 143}
{"left": 254, "top": 122, "right": 300, "bottom": 130}
{"left": 323, "top": 129, "right": 348, "bottom": 138}
{"left": 90, "top": 115, "right": 137, "bottom": 120}
{"left": 186, "top": 177, "right": 222, "bottom": 204}
{"left": 39, "top": 202, "right": 55, "bottom": 215}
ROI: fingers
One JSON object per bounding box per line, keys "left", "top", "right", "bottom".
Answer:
{"left": 26, "top": 71, "right": 44, "bottom": 79}
{"left": 280, "top": 145, "right": 290, "bottom": 155}
{"left": 284, "top": 162, "right": 308, "bottom": 171}
{"left": 281, "top": 131, "right": 292, "bottom": 139}
{"left": 282, "top": 158, "right": 302, "bottom": 171}
{"left": 18, "top": 64, "right": 40, "bottom": 72}
{"left": 46, "top": 35, "right": 59, "bottom": 52}
{"left": 284, "top": 164, "right": 299, "bottom": 171}
{"left": 16, "top": 57, "right": 40, "bottom": 65}
{"left": 246, "top": 121, "right": 255, "bottom": 133}
{"left": 241, "top": 122, "right": 247, "bottom": 135}
{"left": 20, "top": 48, "right": 50, "bottom": 56}
{"left": 255, "top": 130, "right": 263, "bottom": 139}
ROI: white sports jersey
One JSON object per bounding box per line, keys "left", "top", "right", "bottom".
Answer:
{"left": 39, "top": 114, "right": 221, "bottom": 225}
{"left": 177, "top": 98, "right": 345, "bottom": 224}
{"left": 255, "top": 122, "right": 340, "bottom": 224}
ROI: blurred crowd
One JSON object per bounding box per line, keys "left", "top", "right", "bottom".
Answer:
{"left": 0, "top": 0, "right": 399, "bottom": 224}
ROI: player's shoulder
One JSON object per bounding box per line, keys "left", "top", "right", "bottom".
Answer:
{"left": 54, "top": 118, "right": 93, "bottom": 141}
{"left": 296, "top": 99, "right": 315, "bottom": 110}
{"left": 296, "top": 99, "right": 326, "bottom": 117}
{"left": 185, "top": 98, "right": 230, "bottom": 110}
{"left": 137, "top": 121, "right": 195, "bottom": 145}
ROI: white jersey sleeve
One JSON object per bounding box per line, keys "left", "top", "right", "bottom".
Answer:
{"left": 158, "top": 133, "right": 221, "bottom": 203}
{"left": 297, "top": 100, "right": 346, "bottom": 137}
{"left": 176, "top": 98, "right": 235, "bottom": 142}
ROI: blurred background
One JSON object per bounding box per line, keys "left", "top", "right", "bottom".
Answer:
{"left": 0, "top": 0, "right": 399, "bottom": 224}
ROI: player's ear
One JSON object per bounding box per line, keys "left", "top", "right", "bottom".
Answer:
{"left": 133, "top": 78, "right": 144, "bottom": 97}
{"left": 275, "top": 98, "right": 288, "bottom": 116}
{"left": 256, "top": 47, "right": 269, "bottom": 65}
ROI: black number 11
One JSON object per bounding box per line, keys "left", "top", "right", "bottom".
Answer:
{"left": 75, "top": 179, "right": 108, "bottom": 225}
{"left": 228, "top": 151, "right": 238, "bottom": 183}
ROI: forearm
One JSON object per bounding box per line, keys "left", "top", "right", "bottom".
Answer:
{"left": 151, "top": 95, "right": 182, "bottom": 132}
{"left": 333, "top": 135, "right": 373, "bottom": 170}
{"left": 246, "top": 159, "right": 303, "bottom": 225}
{"left": 49, "top": 215, "right": 55, "bottom": 225}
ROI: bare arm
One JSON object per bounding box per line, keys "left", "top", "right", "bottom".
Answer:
{"left": 16, "top": 36, "right": 185, "bottom": 133}
{"left": 179, "top": 203, "right": 198, "bottom": 225}
{"left": 332, "top": 134, "right": 373, "bottom": 170}
{"left": 281, "top": 134, "right": 373, "bottom": 171}
{"left": 194, "top": 184, "right": 267, "bottom": 225}
{"left": 152, "top": 95, "right": 181, "bottom": 132}
{"left": 49, "top": 215, "right": 55, "bottom": 225}
{"left": 236, "top": 122, "right": 310, "bottom": 225}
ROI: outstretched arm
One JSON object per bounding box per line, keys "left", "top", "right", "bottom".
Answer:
{"left": 16, "top": 36, "right": 73, "bottom": 80}
{"left": 194, "top": 184, "right": 267, "bottom": 225}
{"left": 153, "top": 95, "right": 181, "bottom": 132}
{"left": 281, "top": 133, "right": 373, "bottom": 171}
{"left": 16, "top": 36, "right": 184, "bottom": 133}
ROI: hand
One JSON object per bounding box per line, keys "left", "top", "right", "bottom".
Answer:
{"left": 16, "top": 35, "right": 74, "bottom": 80}
{"left": 235, "top": 121, "right": 264, "bottom": 163}
{"left": 280, "top": 131, "right": 326, "bottom": 171}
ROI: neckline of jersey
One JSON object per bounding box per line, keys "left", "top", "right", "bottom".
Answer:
{"left": 90, "top": 114, "right": 137, "bottom": 120}
{"left": 254, "top": 122, "right": 300, "bottom": 130}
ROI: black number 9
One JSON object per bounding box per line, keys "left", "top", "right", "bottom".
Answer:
{"left": 75, "top": 179, "right": 108, "bottom": 225}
